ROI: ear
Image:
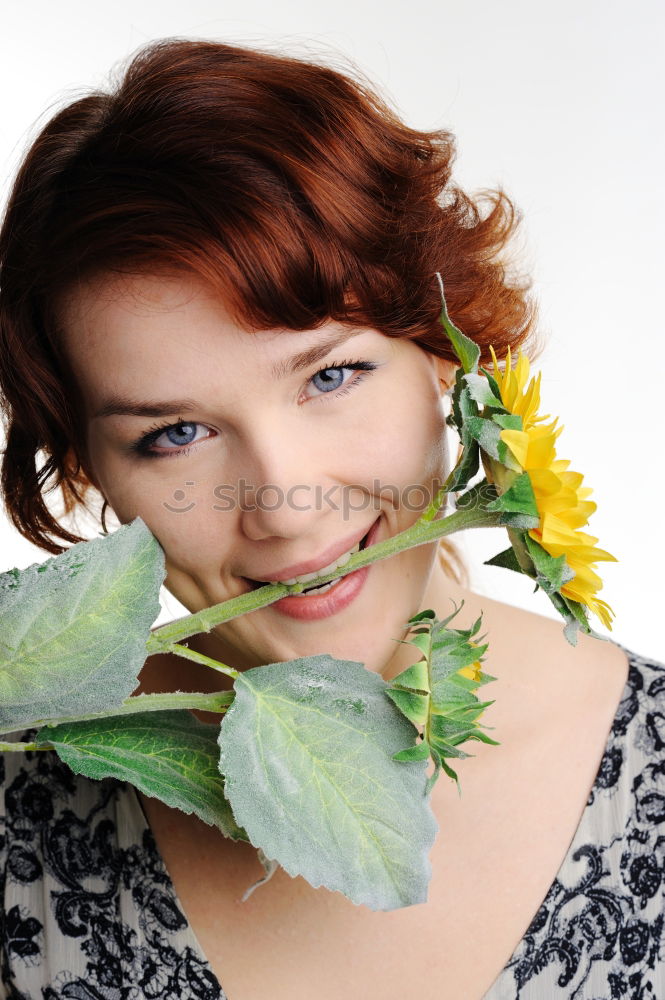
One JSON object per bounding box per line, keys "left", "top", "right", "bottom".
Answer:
{"left": 430, "top": 356, "right": 458, "bottom": 396}
{"left": 64, "top": 446, "right": 102, "bottom": 493}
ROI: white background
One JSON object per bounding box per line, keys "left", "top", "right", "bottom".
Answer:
{"left": 1, "top": 0, "right": 663, "bottom": 659}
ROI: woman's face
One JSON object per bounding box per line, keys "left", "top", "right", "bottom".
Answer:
{"left": 58, "top": 271, "right": 459, "bottom": 680}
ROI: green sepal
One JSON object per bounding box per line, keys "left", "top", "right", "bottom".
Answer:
{"left": 484, "top": 546, "right": 524, "bottom": 574}
{"left": 560, "top": 594, "right": 592, "bottom": 645}
{"left": 542, "top": 589, "right": 608, "bottom": 647}
{"left": 463, "top": 413, "right": 522, "bottom": 471}
{"left": 467, "top": 729, "right": 501, "bottom": 747}
{"left": 428, "top": 732, "right": 472, "bottom": 759}
{"left": 465, "top": 416, "right": 504, "bottom": 460}
{"left": 389, "top": 658, "right": 430, "bottom": 693}
{"left": 404, "top": 633, "right": 432, "bottom": 660}
{"left": 406, "top": 609, "right": 437, "bottom": 626}
{"left": 485, "top": 471, "right": 539, "bottom": 518}
{"left": 479, "top": 366, "right": 504, "bottom": 403}
{"left": 386, "top": 688, "right": 429, "bottom": 726}
{"left": 523, "top": 533, "right": 575, "bottom": 593}
{"left": 434, "top": 698, "right": 496, "bottom": 722}
{"left": 429, "top": 712, "right": 478, "bottom": 743}
{"left": 446, "top": 375, "right": 481, "bottom": 492}
{"left": 452, "top": 669, "right": 496, "bottom": 692}
{"left": 498, "top": 511, "right": 541, "bottom": 530}
{"left": 493, "top": 413, "right": 524, "bottom": 431}
{"left": 389, "top": 604, "right": 499, "bottom": 794}
{"left": 425, "top": 749, "right": 444, "bottom": 795}
{"left": 392, "top": 741, "right": 432, "bottom": 762}
{"left": 447, "top": 445, "right": 482, "bottom": 497}
{"left": 463, "top": 372, "right": 503, "bottom": 409}
{"left": 452, "top": 479, "right": 499, "bottom": 517}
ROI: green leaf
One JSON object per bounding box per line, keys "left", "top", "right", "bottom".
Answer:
{"left": 435, "top": 274, "right": 480, "bottom": 374}
{"left": 37, "top": 711, "right": 246, "bottom": 840}
{"left": 0, "top": 518, "right": 164, "bottom": 731}
{"left": 218, "top": 655, "right": 438, "bottom": 911}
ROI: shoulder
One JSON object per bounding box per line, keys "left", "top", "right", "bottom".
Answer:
{"left": 453, "top": 588, "right": 633, "bottom": 718}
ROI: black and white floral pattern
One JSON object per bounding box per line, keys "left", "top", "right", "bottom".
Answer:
{"left": 1, "top": 644, "right": 663, "bottom": 999}
{"left": 0, "top": 734, "right": 225, "bottom": 998}
{"left": 485, "top": 646, "right": 665, "bottom": 999}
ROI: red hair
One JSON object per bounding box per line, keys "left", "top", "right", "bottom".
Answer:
{"left": 0, "top": 38, "right": 540, "bottom": 584}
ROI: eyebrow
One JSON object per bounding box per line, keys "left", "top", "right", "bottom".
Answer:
{"left": 93, "top": 327, "right": 365, "bottom": 418}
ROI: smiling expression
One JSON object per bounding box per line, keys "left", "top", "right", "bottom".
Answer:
{"left": 57, "top": 270, "right": 460, "bottom": 681}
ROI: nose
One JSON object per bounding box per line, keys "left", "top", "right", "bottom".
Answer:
{"left": 232, "top": 416, "right": 340, "bottom": 543}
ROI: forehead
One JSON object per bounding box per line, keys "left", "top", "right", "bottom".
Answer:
{"left": 58, "top": 271, "right": 248, "bottom": 352}
{"left": 55, "top": 270, "right": 399, "bottom": 415}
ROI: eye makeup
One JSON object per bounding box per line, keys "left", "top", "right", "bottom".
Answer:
{"left": 128, "top": 357, "right": 380, "bottom": 459}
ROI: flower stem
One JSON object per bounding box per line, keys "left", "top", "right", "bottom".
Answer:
{"left": 0, "top": 690, "right": 234, "bottom": 738}
{"left": 147, "top": 485, "right": 503, "bottom": 653}
{"left": 0, "top": 741, "right": 52, "bottom": 752}
{"left": 169, "top": 643, "right": 239, "bottom": 679}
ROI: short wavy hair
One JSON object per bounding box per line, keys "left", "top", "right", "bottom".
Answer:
{"left": 0, "top": 38, "right": 541, "bottom": 587}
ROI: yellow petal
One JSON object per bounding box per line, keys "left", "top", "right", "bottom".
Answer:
{"left": 500, "top": 429, "right": 530, "bottom": 467}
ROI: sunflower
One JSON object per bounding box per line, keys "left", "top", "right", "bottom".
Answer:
{"left": 487, "top": 345, "right": 617, "bottom": 629}
{"left": 457, "top": 653, "right": 483, "bottom": 683}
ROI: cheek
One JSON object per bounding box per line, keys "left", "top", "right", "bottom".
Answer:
{"left": 364, "top": 384, "right": 446, "bottom": 489}
{"left": 88, "top": 449, "right": 218, "bottom": 566}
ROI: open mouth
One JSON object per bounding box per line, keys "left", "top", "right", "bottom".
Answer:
{"left": 245, "top": 523, "right": 374, "bottom": 593}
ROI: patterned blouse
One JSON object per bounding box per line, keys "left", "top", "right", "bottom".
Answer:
{"left": 1, "top": 643, "right": 663, "bottom": 1000}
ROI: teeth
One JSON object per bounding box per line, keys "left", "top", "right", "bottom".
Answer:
{"left": 267, "top": 539, "right": 361, "bottom": 586}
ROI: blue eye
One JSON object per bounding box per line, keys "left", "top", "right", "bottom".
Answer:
{"left": 311, "top": 367, "right": 346, "bottom": 393}
{"left": 162, "top": 422, "right": 198, "bottom": 446}
{"left": 307, "top": 359, "right": 378, "bottom": 399}
{"left": 131, "top": 420, "right": 211, "bottom": 458}
{"left": 131, "top": 357, "right": 379, "bottom": 458}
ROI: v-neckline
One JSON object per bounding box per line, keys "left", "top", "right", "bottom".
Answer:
{"left": 130, "top": 645, "right": 636, "bottom": 1000}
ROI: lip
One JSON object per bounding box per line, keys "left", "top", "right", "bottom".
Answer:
{"left": 261, "top": 513, "right": 382, "bottom": 621}
{"left": 243, "top": 519, "right": 377, "bottom": 584}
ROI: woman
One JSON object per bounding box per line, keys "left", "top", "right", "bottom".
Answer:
{"left": 0, "top": 37, "right": 661, "bottom": 1000}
